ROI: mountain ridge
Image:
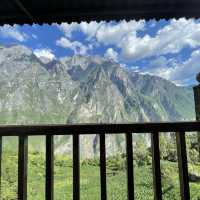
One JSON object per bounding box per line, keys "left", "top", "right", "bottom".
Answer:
{"left": 0, "top": 44, "right": 195, "bottom": 157}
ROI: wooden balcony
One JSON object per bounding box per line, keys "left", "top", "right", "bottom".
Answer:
{"left": 0, "top": 121, "right": 200, "bottom": 200}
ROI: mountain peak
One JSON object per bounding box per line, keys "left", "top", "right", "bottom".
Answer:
{"left": 3, "top": 44, "right": 32, "bottom": 55}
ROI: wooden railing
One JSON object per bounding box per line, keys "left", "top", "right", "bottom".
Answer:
{"left": 0, "top": 121, "right": 200, "bottom": 200}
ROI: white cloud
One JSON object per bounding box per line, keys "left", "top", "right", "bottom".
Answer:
{"left": 146, "top": 56, "right": 173, "bottom": 76}
{"left": 104, "top": 48, "right": 118, "bottom": 62}
{"left": 34, "top": 48, "right": 56, "bottom": 60}
{"left": 57, "top": 20, "right": 145, "bottom": 59}
{"left": 58, "top": 21, "right": 103, "bottom": 39}
{"left": 58, "top": 22, "right": 79, "bottom": 38}
{"left": 57, "top": 19, "right": 200, "bottom": 64}
{"left": 120, "top": 18, "right": 200, "bottom": 61}
{"left": 141, "top": 50, "right": 200, "bottom": 85}
{"left": 32, "top": 34, "right": 38, "bottom": 39}
{"left": 0, "top": 25, "right": 28, "bottom": 42}
{"left": 170, "top": 50, "right": 200, "bottom": 85}
{"left": 79, "top": 21, "right": 103, "bottom": 39}
{"left": 56, "top": 37, "right": 88, "bottom": 55}
{"left": 96, "top": 20, "right": 145, "bottom": 45}
{"left": 58, "top": 20, "right": 145, "bottom": 45}
{"left": 141, "top": 57, "right": 174, "bottom": 81}
{"left": 149, "top": 20, "right": 157, "bottom": 28}
{"left": 149, "top": 56, "right": 169, "bottom": 68}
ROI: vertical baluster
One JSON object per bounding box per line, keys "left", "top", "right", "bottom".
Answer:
{"left": 151, "top": 132, "right": 162, "bottom": 200}
{"left": 100, "top": 133, "right": 107, "bottom": 200}
{"left": 73, "top": 134, "right": 80, "bottom": 200}
{"left": 176, "top": 132, "right": 190, "bottom": 200}
{"left": 126, "top": 133, "right": 134, "bottom": 200}
{"left": 0, "top": 136, "right": 2, "bottom": 198}
{"left": 18, "top": 135, "right": 28, "bottom": 200}
{"left": 46, "top": 135, "right": 54, "bottom": 200}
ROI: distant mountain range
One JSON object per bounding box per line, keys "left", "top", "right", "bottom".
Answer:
{"left": 0, "top": 44, "right": 195, "bottom": 157}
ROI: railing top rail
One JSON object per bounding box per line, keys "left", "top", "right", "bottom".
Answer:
{"left": 0, "top": 121, "right": 199, "bottom": 136}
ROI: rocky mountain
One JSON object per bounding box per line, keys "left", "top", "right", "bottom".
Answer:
{"left": 0, "top": 44, "right": 195, "bottom": 157}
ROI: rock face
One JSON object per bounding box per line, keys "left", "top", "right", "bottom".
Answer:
{"left": 0, "top": 44, "right": 195, "bottom": 157}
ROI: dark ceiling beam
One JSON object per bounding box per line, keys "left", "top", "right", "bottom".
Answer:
{"left": 0, "top": 1, "right": 200, "bottom": 25}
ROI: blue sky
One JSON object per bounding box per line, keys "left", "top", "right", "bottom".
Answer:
{"left": 0, "top": 19, "right": 200, "bottom": 86}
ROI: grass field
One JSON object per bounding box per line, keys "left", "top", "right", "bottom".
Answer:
{"left": 1, "top": 150, "right": 200, "bottom": 200}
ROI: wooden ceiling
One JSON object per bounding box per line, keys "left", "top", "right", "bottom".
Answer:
{"left": 1, "top": 0, "right": 200, "bottom": 25}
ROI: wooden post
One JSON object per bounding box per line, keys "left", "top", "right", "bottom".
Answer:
{"left": 176, "top": 132, "right": 190, "bottom": 200}
{"left": 100, "top": 133, "right": 107, "bottom": 200}
{"left": 151, "top": 132, "right": 162, "bottom": 200}
{"left": 126, "top": 133, "right": 134, "bottom": 200}
{"left": 46, "top": 135, "right": 54, "bottom": 200}
{"left": 0, "top": 136, "right": 2, "bottom": 199}
{"left": 18, "top": 135, "right": 28, "bottom": 200}
{"left": 193, "top": 72, "right": 200, "bottom": 160}
{"left": 73, "top": 134, "right": 80, "bottom": 200}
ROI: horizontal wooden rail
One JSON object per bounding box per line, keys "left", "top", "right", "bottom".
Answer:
{"left": 0, "top": 121, "right": 199, "bottom": 136}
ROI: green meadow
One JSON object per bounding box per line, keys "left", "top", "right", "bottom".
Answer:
{"left": 1, "top": 151, "right": 200, "bottom": 200}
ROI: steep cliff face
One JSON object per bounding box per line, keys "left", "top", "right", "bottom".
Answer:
{"left": 0, "top": 45, "right": 195, "bottom": 157}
